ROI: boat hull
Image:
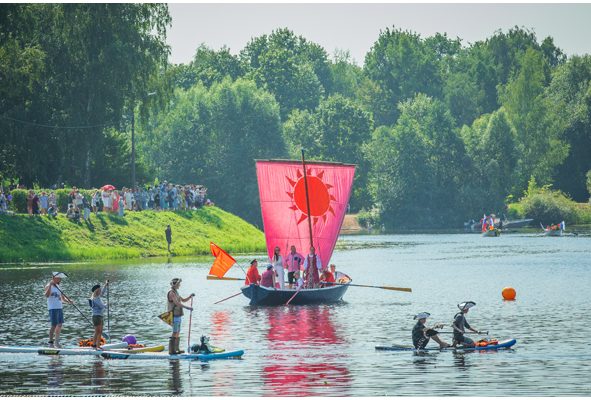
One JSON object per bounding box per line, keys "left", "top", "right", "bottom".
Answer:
{"left": 241, "top": 283, "right": 350, "bottom": 306}
{"left": 482, "top": 229, "right": 501, "bottom": 237}
{"left": 544, "top": 229, "right": 563, "bottom": 236}
{"left": 101, "top": 349, "right": 244, "bottom": 361}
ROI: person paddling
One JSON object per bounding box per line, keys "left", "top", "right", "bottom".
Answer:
{"left": 44, "top": 272, "right": 72, "bottom": 348}
{"left": 451, "top": 301, "right": 481, "bottom": 347}
{"left": 412, "top": 312, "right": 450, "bottom": 350}
{"left": 89, "top": 280, "right": 109, "bottom": 350}
{"left": 167, "top": 278, "right": 194, "bottom": 355}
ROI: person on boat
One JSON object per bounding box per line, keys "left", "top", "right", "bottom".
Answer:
{"left": 294, "top": 270, "right": 304, "bottom": 290}
{"left": 271, "top": 246, "right": 285, "bottom": 289}
{"left": 320, "top": 266, "right": 335, "bottom": 287}
{"left": 451, "top": 301, "right": 481, "bottom": 347}
{"left": 245, "top": 259, "right": 261, "bottom": 286}
{"left": 412, "top": 312, "right": 450, "bottom": 350}
{"left": 260, "top": 264, "right": 277, "bottom": 289}
{"left": 303, "top": 246, "right": 322, "bottom": 288}
{"left": 44, "top": 272, "right": 72, "bottom": 348}
{"left": 89, "top": 280, "right": 109, "bottom": 350}
{"left": 285, "top": 245, "right": 304, "bottom": 289}
{"left": 167, "top": 278, "right": 194, "bottom": 355}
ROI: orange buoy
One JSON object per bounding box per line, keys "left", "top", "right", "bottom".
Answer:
{"left": 502, "top": 287, "right": 516, "bottom": 301}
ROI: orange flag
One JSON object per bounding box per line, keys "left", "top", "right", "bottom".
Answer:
{"left": 209, "top": 242, "right": 236, "bottom": 278}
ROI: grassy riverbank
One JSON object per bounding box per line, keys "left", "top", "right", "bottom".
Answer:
{"left": 0, "top": 207, "right": 266, "bottom": 263}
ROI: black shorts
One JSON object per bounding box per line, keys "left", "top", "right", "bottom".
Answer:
{"left": 425, "top": 329, "right": 439, "bottom": 337}
{"left": 287, "top": 271, "right": 296, "bottom": 284}
{"left": 92, "top": 315, "right": 104, "bottom": 327}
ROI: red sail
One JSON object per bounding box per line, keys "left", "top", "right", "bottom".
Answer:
{"left": 256, "top": 160, "right": 355, "bottom": 265}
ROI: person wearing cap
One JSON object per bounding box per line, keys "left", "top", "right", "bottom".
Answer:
{"left": 44, "top": 272, "right": 72, "bottom": 348}
{"left": 245, "top": 260, "right": 261, "bottom": 286}
{"left": 89, "top": 280, "right": 110, "bottom": 349}
{"left": 260, "top": 264, "right": 277, "bottom": 288}
{"left": 167, "top": 278, "right": 195, "bottom": 355}
{"left": 412, "top": 312, "right": 450, "bottom": 350}
{"left": 451, "top": 301, "right": 481, "bottom": 347}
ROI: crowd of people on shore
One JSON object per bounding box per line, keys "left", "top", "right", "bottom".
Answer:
{"left": 0, "top": 181, "right": 214, "bottom": 220}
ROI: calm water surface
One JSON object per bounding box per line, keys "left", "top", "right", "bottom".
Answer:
{"left": 0, "top": 233, "right": 590, "bottom": 396}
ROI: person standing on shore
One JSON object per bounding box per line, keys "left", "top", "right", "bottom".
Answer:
{"left": 167, "top": 278, "right": 194, "bottom": 354}
{"left": 165, "top": 225, "right": 172, "bottom": 253}
{"left": 44, "top": 272, "right": 72, "bottom": 348}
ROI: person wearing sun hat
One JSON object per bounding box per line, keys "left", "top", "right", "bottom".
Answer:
{"left": 412, "top": 312, "right": 450, "bottom": 349}
{"left": 89, "top": 280, "right": 109, "bottom": 350}
{"left": 44, "top": 272, "right": 72, "bottom": 348}
{"left": 451, "top": 301, "right": 481, "bottom": 347}
{"left": 167, "top": 278, "right": 194, "bottom": 354}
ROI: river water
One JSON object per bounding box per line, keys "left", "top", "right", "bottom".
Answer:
{"left": 0, "top": 233, "right": 590, "bottom": 396}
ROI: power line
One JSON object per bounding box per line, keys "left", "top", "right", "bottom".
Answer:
{"left": 0, "top": 115, "right": 110, "bottom": 129}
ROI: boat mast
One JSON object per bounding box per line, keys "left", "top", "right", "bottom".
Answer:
{"left": 301, "top": 149, "right": 314, "bottom": 250}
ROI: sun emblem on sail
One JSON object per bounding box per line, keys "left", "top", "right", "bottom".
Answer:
{"left": 286, "top": 168, "right": 336, "bottom": 225}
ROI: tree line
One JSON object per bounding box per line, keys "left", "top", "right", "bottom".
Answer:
{"left": 2, "top": 4, "right": 590, "bottom": 227}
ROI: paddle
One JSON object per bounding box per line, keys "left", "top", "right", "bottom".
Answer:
{"left": 207, "top": 275, "right": 243, "bottom": 281}
{"left": 53, "top": 283, "right": 110, "bottom": 340}
{"left": 106, "top": 280, "right": 111, "bottom": 343}
{"left": 285, "top": 283, "right": 305, "bottom": 305}
{"left": 436, "top": 331, "right": 488, "bottom": 335}
{"left": 213, "top": 292, "right": 243, "bottom": 305}
{"left": 320, "top": 281, "right": 412, "bottom": 293}
{"left": 187, "top": 297, "right": 193, "bottom": 353}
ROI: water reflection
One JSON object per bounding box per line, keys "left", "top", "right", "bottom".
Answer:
{"left": 261, "top": 306, "right": 351, "bottom": 396}
{"left": 168, "top": 361, "right": 183, "bottom": 394}
{"left": 90, "top": 360, "right": 107, "bottom": 395}
{"left": 46, "top": 357, "right": 65, "bottom": 395}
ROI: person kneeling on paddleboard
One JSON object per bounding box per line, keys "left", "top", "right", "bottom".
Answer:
{"left": 451, "top": 301, "right": 481, "bottom": 347}
{"left": 89, "top": 280, "right": 109, "bottom": 350}
{"left": 412, "top": 312, "right": 450, "bottom": 350}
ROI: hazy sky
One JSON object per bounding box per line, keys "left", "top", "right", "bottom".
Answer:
{"left": 167, "top": 3, "right": 591, "bottom": 65}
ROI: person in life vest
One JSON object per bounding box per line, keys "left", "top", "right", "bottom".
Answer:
{"left": 167, "top": 278, "right": 194, "bottom": 355}
{"left": 412, "top": 312, "right": 450, "bottom": 350}
{"left": 245, "top": 259, "right": 261, "bottom": 286}
{"left": 260, "top": 264, "right": 277, "bottom": 289}
{"left": 303, "top": 246, "right": 322, "bottom": 288}
{"left": 451, "top": 301, "right": 482, "bottom": 347}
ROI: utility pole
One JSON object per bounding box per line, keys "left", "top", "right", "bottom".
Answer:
{"left": 131, "top": 110, "right": 136, "bottom": 189}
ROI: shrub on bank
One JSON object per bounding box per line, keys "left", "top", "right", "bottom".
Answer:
{"left": 517, "top": 179, "right": 580, "bottom": 224}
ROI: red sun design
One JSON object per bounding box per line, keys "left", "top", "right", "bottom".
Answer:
{"left": 286, "top": 168, "right": 336, "bottom": 225}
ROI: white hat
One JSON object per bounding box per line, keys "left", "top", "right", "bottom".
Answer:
{"left": 414, "top": 312, "right": 431, "bottom": 320}
{"left": 458, "top": 301, "right": 476, "bottom": 311}
{"left": 52, "top": 272, "right": 68, "bottom": 279}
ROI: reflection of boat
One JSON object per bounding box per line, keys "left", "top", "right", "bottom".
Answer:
{"left": 247, "top": 155, "right": 355, "bottom": 306}
{"left": 241, "top": 282, "right": 350, "bottom": 306}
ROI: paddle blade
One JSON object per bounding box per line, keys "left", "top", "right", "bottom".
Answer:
{"left": 381, "top": 286, "right": 412, "bottom": 292}
{"left": 158, "top": 310, "right": 174, "bottom": 326}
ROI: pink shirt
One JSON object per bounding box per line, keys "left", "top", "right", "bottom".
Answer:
{"left": 285, "top": 252, "right": 304, "bottom": 272}
{"left": 261, "top": 269, "right": 275, "bottom": 288}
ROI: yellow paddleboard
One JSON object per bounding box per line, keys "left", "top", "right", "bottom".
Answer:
{"left": 121, "top": 345, "right": 165, "bottom": 353}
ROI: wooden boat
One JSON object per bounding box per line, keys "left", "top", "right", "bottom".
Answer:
{"left": 245, "top": 153, "right": 355, "bottom": 306}
{"left": 241, "top": 281, "right": 350, "bottom": 306}
{"left": 544, "top": 229, "right": 563, "bottom": 237}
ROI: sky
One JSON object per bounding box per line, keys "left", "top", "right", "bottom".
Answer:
{"left": 166, "top": 3, "right": 591, "bottom": 65}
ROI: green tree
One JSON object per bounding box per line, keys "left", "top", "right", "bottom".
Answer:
{"left": 240, "top": 28, "right": 331, "bottom": 120}
{"left": 329, "top": 49, "right": 363, "bottom": 99}
{"left": 546, "top": 55, "right": 591, "bottom": 201}
{"left": 363, "top": 27, "right": 443, "bottom": 126}
{"left": 500, "top": 48, "right": 568, "bottom": 194}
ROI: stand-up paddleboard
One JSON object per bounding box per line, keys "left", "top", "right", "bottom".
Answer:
{"left": 101, "top": 349, "right": 244, "bottom": 361}
{"left": 37, "top": 343, "right": 164, "bottom": 356}
{"left": 0, "top": 341, "right": 127, "bottom": 354}
{"left": 375, "top": 338, "right": 516, "bottom": 352}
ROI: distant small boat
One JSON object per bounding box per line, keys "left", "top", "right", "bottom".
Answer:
{"left": 544, "top": 229, "right": 563, "bottom": 237}
{"left": 482, "top": 228, "right": 501, "bottom": 237}
{"left": 542, "top": 221, "right": 565, "bottom": 237}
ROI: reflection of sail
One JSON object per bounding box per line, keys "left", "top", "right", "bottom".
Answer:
{"left": 262, "top": 306, "right": 351, "bottom": 396}
{"left": 266, "top": 306, "right": 343, "bottom": 346}
{"left": 210, "top": 310, "right": 230, "bottom": 340}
